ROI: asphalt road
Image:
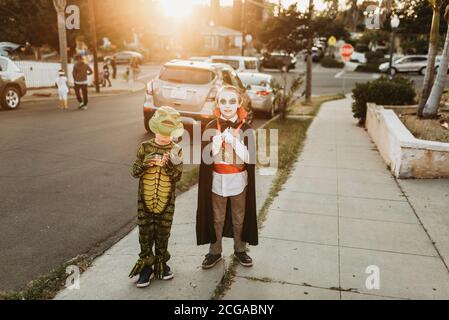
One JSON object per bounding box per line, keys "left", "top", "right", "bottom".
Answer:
{"left": 0, "top": 61, "right": 427, "bottom": 292}
{"left": 267, "top": 61, "right": 425, "bottom": 96}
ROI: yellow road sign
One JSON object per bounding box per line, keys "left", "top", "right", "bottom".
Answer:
{"left": 328, "top": 36, "right": 337, "bottom": 47}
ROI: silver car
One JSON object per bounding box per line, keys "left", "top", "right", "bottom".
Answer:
{"left": 379, "top": 55, "right": 428, "bottom": 75}
{"left": 143, "top": 60, "right": 253, "bottom": 131}
{"left": 238, "top": 72, "right": 278, "bottom": 118}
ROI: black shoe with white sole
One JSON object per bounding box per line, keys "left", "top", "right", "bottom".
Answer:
{"left": 160, "top": 265, "right": 174, "bottom": 280}
{"left": 136, "top": 266, "right": 154, "bottom": 288}
{"left": 202, "top": 253, "right": 222, "bottom": 269}
{"left": 234, "top": 251, "right": 253, "bottom": 267}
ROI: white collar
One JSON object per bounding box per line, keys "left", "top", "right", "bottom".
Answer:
{"left": 220, "top": 115, "right": 238, "bottom": 123}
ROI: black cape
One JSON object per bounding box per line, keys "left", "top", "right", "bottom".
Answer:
{"left": 196, "top": 118, "right": 258, "bottom": 246}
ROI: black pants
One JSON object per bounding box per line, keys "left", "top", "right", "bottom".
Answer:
{"left": 74, "top": 84, "right": 88, "bottom": 106}
{"left": 102, "top": 77, "right": 111, "bottom": 87}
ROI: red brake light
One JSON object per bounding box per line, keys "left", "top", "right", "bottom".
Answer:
{"left": 256, "top": 90, "right": 270, "bottom": 96}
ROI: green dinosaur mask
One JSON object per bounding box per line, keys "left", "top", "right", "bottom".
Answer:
{"left": 149, "top": 106, "right": 184, "bottom": 138}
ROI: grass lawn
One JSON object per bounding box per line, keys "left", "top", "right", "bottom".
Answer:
{"left": 288, "top": 93, "right": 346, "bottom": 116}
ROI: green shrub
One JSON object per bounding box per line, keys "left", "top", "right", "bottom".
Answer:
{"left": 321, "top": 56, "right": 344, "bottom": 68}
{"left": 355, "top": 63, "right": 381, "bottom": 73}
{"left": 352, "top": 76, "right": 416, "bottom": 124}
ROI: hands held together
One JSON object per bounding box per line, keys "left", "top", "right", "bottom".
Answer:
{"left": 213, "top": 128, "right": 237, "bottom": 147}
{"left": 144, "top": 153, "right": 170, "bottom": 168}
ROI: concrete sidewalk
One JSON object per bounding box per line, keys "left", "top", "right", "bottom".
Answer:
{"left": 55, "top": 170, "right": 275, "bottom": 300}
{"left": 224, "top": 96, "right": 449, "bottom": 300}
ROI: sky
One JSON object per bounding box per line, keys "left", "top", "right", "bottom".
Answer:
{"left": 160, "top": 0, "right": 351, "bottom": 17}
{"left": 173, "top": 1, "right": 349, "bottom": 11}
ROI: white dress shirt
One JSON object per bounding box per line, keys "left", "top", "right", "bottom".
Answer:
{"left": 212, "top": 115, "right": 249, "bottom": 197}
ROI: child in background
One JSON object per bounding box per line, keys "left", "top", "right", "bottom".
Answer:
{"left": 102, "top": 64, "right": 112, "bottom": 87}
{"left": 55, "top": 70, "right": 69, "bottom": 110}
{"left": 124, "top": 67, "right": 130, "bottom": 82}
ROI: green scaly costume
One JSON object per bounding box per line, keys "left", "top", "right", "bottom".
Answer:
{"left": 129, "top": 107, "right": 184, "bottom": 280}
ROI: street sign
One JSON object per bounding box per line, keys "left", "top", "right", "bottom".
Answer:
{"left": 340, "top": 43, "right": 354, "bottom": 62}
{"left": 328, "top": 36, "right": 337, "bottom": 47}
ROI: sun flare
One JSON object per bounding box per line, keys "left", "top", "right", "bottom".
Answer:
{"left": 161, "top": 0, "right": 196, "bottom": 17}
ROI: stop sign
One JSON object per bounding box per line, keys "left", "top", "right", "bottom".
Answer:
{"left": 340, "top": 44, "right": 354, "bottom": 62}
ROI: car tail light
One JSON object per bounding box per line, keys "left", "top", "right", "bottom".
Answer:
{"left": 207, "top": 87, "right": 218, "bottom": 102}
{"left": 256, "top": 90, "right": 270, "bottom": 96}
{"left": 146, "top": 80, "right": 154, "bottom": 96}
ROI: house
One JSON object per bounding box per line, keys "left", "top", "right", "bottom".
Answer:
{"left": 200, "top": 24, "right": 243, "bottom": 54}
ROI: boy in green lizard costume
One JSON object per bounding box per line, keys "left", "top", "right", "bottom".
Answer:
{"left": 129, "top": 106, "right": 184, "bottom": 288}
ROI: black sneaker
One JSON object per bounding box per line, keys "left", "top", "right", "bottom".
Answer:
{"left": 160, "top": 265, "right": 174, "bottom": 280}
{"left": 202, "top": 253, "right": 222, "bottom": 269}
{"left": 234, "top": 251, "right": 253, "bottom": 267}
{"left": 136, "top": 266, "right": 154, "bottom": 288}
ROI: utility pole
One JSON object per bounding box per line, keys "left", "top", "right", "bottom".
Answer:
{"left": 241, "top": 0, "right": 246, "bottom": 56}
{"left": 53, "top": 0, "right": 68, "bottom": 75}
{"left": 88, "top": 0, "right": 100, "bottom": 93}
{"left": 305, "top": 0, "right": 314, "bottom": 104}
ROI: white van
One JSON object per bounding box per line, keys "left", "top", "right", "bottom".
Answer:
{"left": 210, "top": 55, "right": 260, "bottom": 73}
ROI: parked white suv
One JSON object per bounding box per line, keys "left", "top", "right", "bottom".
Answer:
{"left": 210, "top": 55, "right": 260, "bottom": 73}
{"left": 379, "top": 55, "right": 428, "bottom": 75}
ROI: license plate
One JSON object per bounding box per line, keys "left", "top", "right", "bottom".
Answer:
{"left": 170, "top": 88, "right": 187, "bottom": 100}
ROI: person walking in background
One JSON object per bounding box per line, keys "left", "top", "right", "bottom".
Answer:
{"left": 130, "top": 57, "right": 140, "bottom": 82}
{"left": 72, "top": 55, "right": 93, "bottom": 110}
{"left": 102, "top": 64, "right": 112, "bottom": 87}
{"left": 111, "top": 56, "right": 117, "bottom": 79}
{"left": 124, "top": 67, "right": 130, "bottom": 82}
{"left": 55, "top": 70, "right": 69, "bottom": 110}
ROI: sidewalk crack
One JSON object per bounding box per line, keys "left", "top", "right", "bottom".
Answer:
{"left": 394, "top": 179, "right": 449, "bottom": 273}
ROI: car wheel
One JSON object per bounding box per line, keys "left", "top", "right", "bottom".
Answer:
{"left": 144, "top": 115, "right": 151, "bottom": 133}
{"left": 419, "top": 67, "right": 426, "bottom": 76}
{"left": 269, "top": 104, "right": 276, "bottom": 119}
{"left": 388, "top": 67, "right": 397, "bottom": 76}
{"left": 1, "top": 86, "right": 21, "bottom": 110}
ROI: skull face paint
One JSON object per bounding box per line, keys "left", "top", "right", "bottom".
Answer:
{"left": 218, "top": 90, "right": 239, "bottom": 119}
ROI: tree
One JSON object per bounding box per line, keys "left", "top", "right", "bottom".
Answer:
{"left": 257, "top": 3, "right": 305, "bottom": 54}
{"left": 418, "top": 0, "right": 444, "bottom": 117}
{"left": 423, "top": 4, "right": 449, "bottom": 118}
{"left": 348, "top": 0, "right": 358, "bottom": 32}
{"left": 0, "top": 0, "right": 58, "bottom": 48}
{"left": 305, "top": 0, "right": 314, "bottom": 104}
{"left": 53, "top": 0, "right": 68, "bottom": 74}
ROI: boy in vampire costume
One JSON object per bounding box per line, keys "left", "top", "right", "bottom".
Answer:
{"left": 196, "top": 86, "right": 258, "bottom": 269}
{"left": 129, "top": 106, "right": 184, "bottom": 288}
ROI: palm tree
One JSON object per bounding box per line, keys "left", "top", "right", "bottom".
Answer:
{"left": 305, "top": 0, "right": 314, "bottom": 104}
{"left": 346, "top": 0, "right": 358, "bottom": 32}
{"left": 53, "top": 0, "right": 68, "bottom": 74}
{"left": 423, "top": 4, "right": 449, "bottom": 118}
{"left": 418, "top": 0, "right": 444, "bottom": 117}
